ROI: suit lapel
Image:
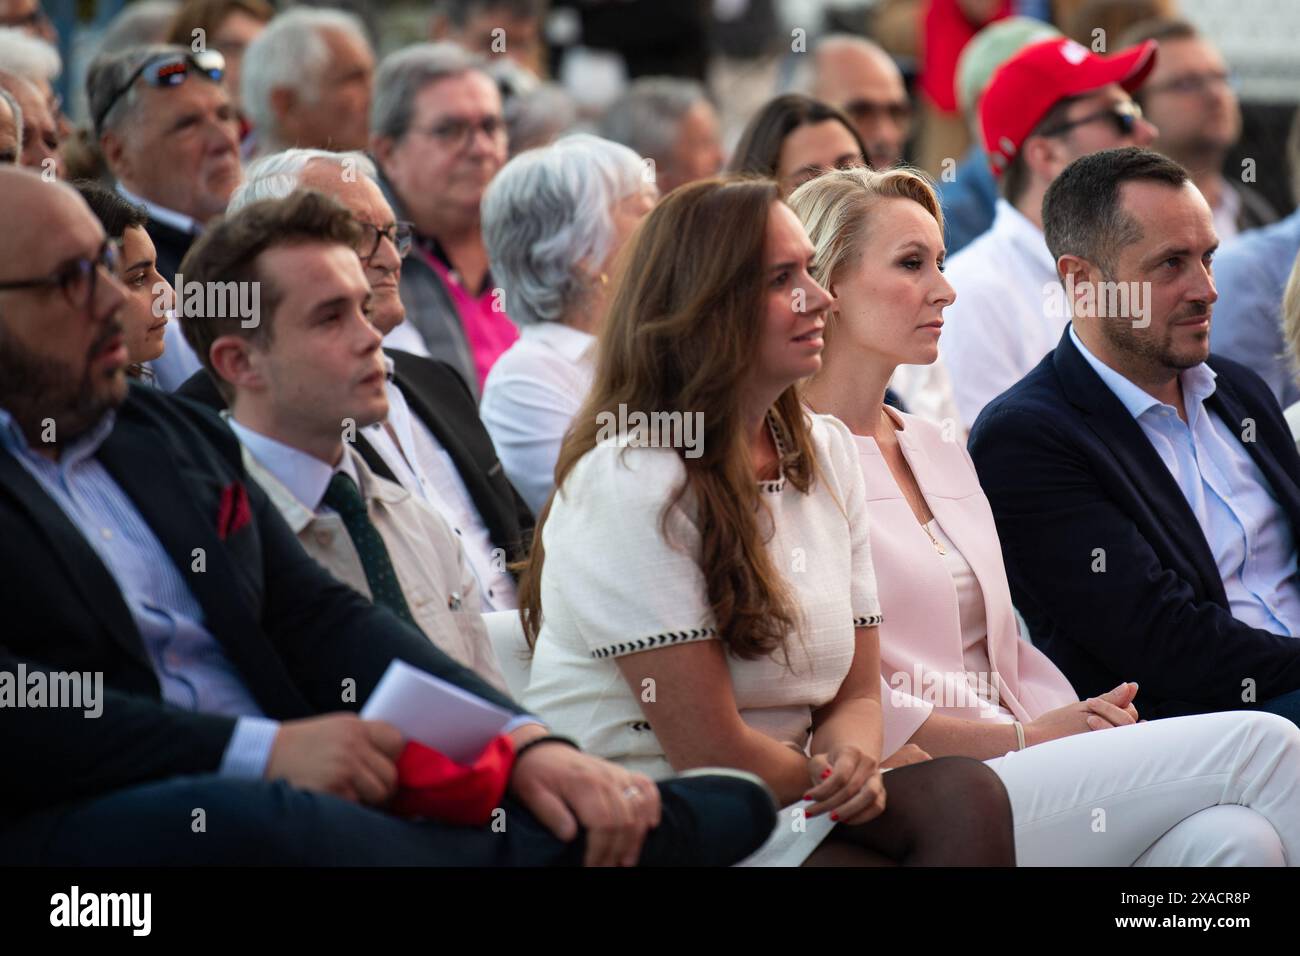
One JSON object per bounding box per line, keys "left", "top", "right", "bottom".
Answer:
{"left": 0, "top": 449, "right": 150, "bottom": 670}
{"left": 97, "top": 415, "right": 306, "bottom": 713}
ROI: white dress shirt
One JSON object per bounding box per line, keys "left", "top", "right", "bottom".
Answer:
{"left": 941, "top": 199, "right": 1067, "bottom": 429}
{"left": 479, "top": 321, "right": 597, "bottom": 515}
{"left": 1071, "top": 325, "right": 1300, "bottom": 636}
{"left": 364, "top": 356, "right": 518, "bottom": 612}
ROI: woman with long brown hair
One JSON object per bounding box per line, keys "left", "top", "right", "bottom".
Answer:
{"left": 518, "top": 175, "right": 1015, "bottom": 866}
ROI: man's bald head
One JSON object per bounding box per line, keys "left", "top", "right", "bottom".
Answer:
{"left": 0, "top": 166, "right": 130, "bottom": 453}
{"left": 811, "top": 36, "right": 911, "bottom": 170}
{"left": 0, "top": 69, "right": 56, "bottom": 173}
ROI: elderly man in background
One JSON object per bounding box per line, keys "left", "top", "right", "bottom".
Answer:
{"left": 431, "top": 0, "right": 549, "bottom": 78}
{"left": 598, "top": 76, "right": 723, "bottom": 197}
{"left": 176, "top": 147, "right": 534, "bottom": 614}
{"left": 0, "top": 69, "right": 52, "bottom": 172}
{"left": 0, "top": 86, "right": 18, "bottom": 162}
{"left": 87, "top": 44, "right": 241, "bottom": 280}
{"left": 371, "top": 42, "right": 517, "bottom": 395}
{"left": 806, "top": 34, "right": 911, "bottom": 172}
{"left": 241, "top": 7, "right": 373, "bottom": 157}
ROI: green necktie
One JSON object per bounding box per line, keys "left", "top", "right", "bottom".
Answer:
{"left": 322, "top": 471, "right": 417, "bottom": 627}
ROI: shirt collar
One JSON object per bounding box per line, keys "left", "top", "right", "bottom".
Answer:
{"left": 116, "top": 183, "right": 203, "bottom": 237}
{"left": 0, "top": 405, "right": 117, "bottom": 465}
{"left": 1069, "top": 323, "right": 1218, "bottom": 421}
{"left": 522, "top": 321, "right": 597, "bottom": 363}
{"left": 992, "top": 198, "right": 1057, "bottom": 277}
{"left": 226, "top": 417, "right": 338, "bottom": 513}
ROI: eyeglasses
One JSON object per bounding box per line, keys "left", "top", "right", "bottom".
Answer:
{"left": 94, "top": 49, "right": 226, "bottom": 134}
{"left": 355, "top": 220, "right": 414, "bottom": 261}
{"left": 1144, "top": 70, "right": 1237, "bottom": 97}
{"left": 1040, "top": 100, "right": 1144, "bottom": 139}
{"left": 410, "top": 115, "right": 507, "bottom": 152}
{"left": 840, "top": 98, "right": 912, "bottom": 127}
{"left": 0, "top": 240, "right": 121, "bottom": 313}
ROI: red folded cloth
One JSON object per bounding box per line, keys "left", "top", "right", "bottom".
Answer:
{"left": 389, "top": 735, "right": 516, "bottom": 826}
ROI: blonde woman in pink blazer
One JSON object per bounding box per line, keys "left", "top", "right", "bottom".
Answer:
{"left": 791, "top": 165, "right": 1300, "bottom": 866}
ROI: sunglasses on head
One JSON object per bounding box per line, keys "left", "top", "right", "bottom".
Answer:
{"left": 1039, "top": 99, "right": 1144, "bottom": 140}
{"left": 94, "top": 50, "right": 226, "bottom": 134}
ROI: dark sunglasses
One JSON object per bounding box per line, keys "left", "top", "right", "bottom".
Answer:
{"left": 94, "top": 50, "right": 226, "bottom": 134}
{"left": 0, "top": 240, "right": 121, "bottom": 313}
{"left": 1040, "top": 100, "right": 1144, "bottom": 140}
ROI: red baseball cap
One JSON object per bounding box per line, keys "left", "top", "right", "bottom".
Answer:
{"left": 980, "top": 37, "right": 1158, "bottom": 176}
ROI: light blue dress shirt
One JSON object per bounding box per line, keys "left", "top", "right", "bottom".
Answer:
{"left": 0, "top": 407, "right": 280, "bottom": 778}
{"left": 1070, "top": 326, "right": 1300, "bottom": 636}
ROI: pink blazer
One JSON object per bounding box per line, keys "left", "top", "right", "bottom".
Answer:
{"left": 856, "top": 408, "right": 1078, "bottom": 728}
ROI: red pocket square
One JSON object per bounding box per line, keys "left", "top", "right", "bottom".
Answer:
{"left": 389, "top": 735, "right": 515, "bottom": 826}
{"left": 216, "top": 482, "right": 252, "bottom": 541}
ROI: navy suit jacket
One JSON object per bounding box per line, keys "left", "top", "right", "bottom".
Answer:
{"left": 968, "top": 325, "right": 1300, "bottom": 718}
{"left": 0, "top": 384, "right": 523, "bottom": 824}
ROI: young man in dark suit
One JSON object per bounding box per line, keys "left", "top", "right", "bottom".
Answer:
{"left": 969, "top": 147, "right": 1300, "bottom": 722}
{"left": 0, "top": 167, "right": 775, "bottom": 866}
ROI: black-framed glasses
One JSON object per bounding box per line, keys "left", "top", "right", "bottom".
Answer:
{"left": 94, "top": 49, "right": 226, "bottom": 134}
{"left": 1040, "top": 100, "right": 1144, "bottom": 139}
{"left": 411, "top": 115, "right": 506, "bottom": 151}
{"left": 355, "top": 220, "right": 413, "bottom": 261}
{"left": 0, "top": 240, "right": 121, "bottom": 313}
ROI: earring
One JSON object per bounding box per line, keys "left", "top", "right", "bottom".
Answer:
{"left": 598, "top": 272, "right": 609, "bottom": 286}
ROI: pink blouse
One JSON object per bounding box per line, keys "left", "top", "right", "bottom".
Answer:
{"left": 852, "top": 406, "right": 1078, "bottom": 729}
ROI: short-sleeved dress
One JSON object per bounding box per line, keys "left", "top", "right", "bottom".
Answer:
{"left": 522, "top": 411, "right": 883, "bottom": 864}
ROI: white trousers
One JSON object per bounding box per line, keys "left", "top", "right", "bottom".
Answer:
{"left": 986, "top": 710, "right": 1300, "bottom": 866}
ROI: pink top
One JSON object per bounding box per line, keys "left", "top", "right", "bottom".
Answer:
{"left": 421, "top": 249, "right": 519, "bottom": 390}
{"left": 853, "top": 406, "right": 1078, "bottom": 728}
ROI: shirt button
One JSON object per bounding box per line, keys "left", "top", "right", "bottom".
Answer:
{"left": 448, "top": 591, "right": 463, "bottom": 611}
{"left": 488, "top": 589, "right": 495, "bottom": 599}
{"left": 315, "top": 531, "right": 332, "bottom": 546}
{"left": 454, "top": 528, "right": 462, "bottom": 536}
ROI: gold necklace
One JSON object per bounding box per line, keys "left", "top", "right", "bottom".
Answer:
{"left": 922, "top": 520, "right": 948, "bottom": 556}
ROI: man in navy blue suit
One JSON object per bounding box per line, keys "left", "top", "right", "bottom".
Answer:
{"left": 970, "top": 146, "right": 1300, "bottom": 721}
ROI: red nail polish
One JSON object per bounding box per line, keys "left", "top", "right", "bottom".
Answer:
{"left": 830, "top": 812, "right": 839, "bottom": 821}
{"left": 803, "top": 793, "right": 813, "bottom": 801}
{"left": 821, "top": 768, "right": 832, "bottom": 779}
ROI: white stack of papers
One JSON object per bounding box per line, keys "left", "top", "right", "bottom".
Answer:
{"left": 361, "top": 660, "right": 514, "bottom": 764}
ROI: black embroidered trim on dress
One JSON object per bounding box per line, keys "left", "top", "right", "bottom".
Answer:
{"left": 853, "top": 614, "right": 883, "bottom": 627}
{"left": 590, "top": 627, "right": 717, "bottom": 659}
{"left": 630, "top": 721, "right": 652, "bottom": 732}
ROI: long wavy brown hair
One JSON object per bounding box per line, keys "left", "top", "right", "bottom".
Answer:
{"left": 517, "top": 176, "right": 821, "bottom": 661}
